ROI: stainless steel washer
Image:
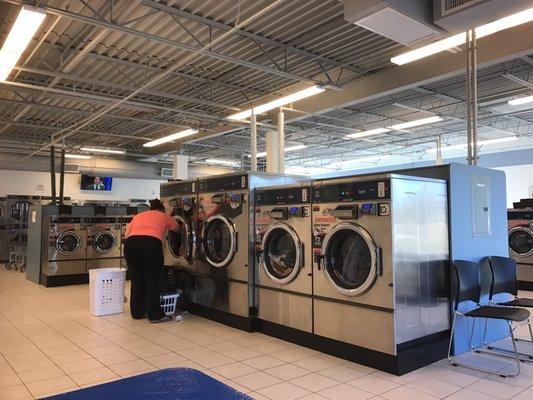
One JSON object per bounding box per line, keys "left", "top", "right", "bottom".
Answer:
{"left": 86, "top": 216, "right": 121, "bottom": 270}
{"left": 508, "top": 209, "right": 533, "bottom": 287}
{"left": 312, "top": 174, "right": 449, "bottom": 356}
{"left": 254, "top": 184, "right": 312, "bottom": 332}
{"left": 42, "top": 216, "right": 87, "bottom": 281}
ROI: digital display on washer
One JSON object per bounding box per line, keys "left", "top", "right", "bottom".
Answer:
{"left": 199, "top": 174, "right": 248, "bottom": 193}
{"left": 160, "top": 181, "right": 196, "bottom": 197}
{"left": 312, "top": 180, "right": 390, "bottom": 203}
{"left": 256, "top": 187, "right": 310, "bottom": 205}
{"left": 508, "top": 211, "right": 533, "bottom": 220}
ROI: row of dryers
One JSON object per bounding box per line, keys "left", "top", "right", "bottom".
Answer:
{"left": 161, "top": 172, "right": 449, "bottom": 372}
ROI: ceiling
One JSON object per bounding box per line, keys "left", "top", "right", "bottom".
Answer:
{"left": 0, "top": 0, "right": 532, "bottom": 173}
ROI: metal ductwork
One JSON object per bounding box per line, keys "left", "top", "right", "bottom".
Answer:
{"left": 433, "top": 0, "right": 533, "bottom": 33}
{"left": 343, "top": 0, "right": 442, "bottom": 46}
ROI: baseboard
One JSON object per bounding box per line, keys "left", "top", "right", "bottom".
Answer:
{"left": 519, "top": 280, "right": 533, "bottom": 291}
{"left": 41, "top": 273, "right": 89, "bottom": 287}
{"left": 256, "top": 319, "right": 449, "bottom": 375}
{"left": 185, "top": 302, "right": 255, "bottom": 332}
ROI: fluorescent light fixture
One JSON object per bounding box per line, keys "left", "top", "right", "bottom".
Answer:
{"left": 345, "top": 117, "right": 443, "bottom": 140}
{"left": 346, "top": 127, "right": 392, "bottom": 139}
{"left": 205, "top": 158, "right": 241, "bottom": 167}
{"left": 391, "top": 33, "right": 465, "bottom": 65}
{"left": 0, "top": 6, "right": 46, "bottom": 81}
{"left": 81, "top": 147, "right": 126, "bottom": 154}
{"left": 428, "top": 136, "right": 518, "bottom": 152}
{"left": 143, "top": 128, "right": 198, "bottom": 147}
{"left": 508, "top": 95, "right": 533, "bottom": 106}
{"left": 475, "top": 8, "right": 533, "bottom": 38}
{"left": 227, "top": 86, "right": 325, "bottom": 120}
{"left": 65, "top": 154, "right": 92, "bottom": 160}
{"left": 389, "top": 116, "right": 443, "bottom": 130}
{"left": 332, "top": 154, "right": 391, "bottom": 168}
{"left": 253, "top": 144, "right": 308, "bottom": 158}
{"left": 391, "top": 7, "right": 533, "bottom": 65}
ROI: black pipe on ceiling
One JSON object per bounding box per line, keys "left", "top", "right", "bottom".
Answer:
{"left": 59, "top": 147, "right": 65, "bottom": 204}
{"left": 50, "top": 146, "right": 57, "bottom": 205}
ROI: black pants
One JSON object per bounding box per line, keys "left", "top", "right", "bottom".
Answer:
{"left": 124, "top": 236, "right": 165, "bottom": 321}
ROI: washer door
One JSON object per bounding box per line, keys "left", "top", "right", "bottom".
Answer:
{"left": 167, "top": 215, "right": 195, "bottom": 262}
{"left": 321, "top": 222, "right": 379, "bottom": 296}
{"left": 202, "top": 215, "right": 236, "bottom": 268}
{"left": 261, "top": 223, "right": 303, "bottom": 284}
{"left": 56, "top": 231, "right": 81, "bottom": 255}
{"left": 509, "top": 227, "right": 533, "bottom": 258}
{"left": 94, "top": 230, "right": 116, "bottom": 254}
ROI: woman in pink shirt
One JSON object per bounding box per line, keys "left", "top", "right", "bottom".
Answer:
{"left": 124, "top": 199, "right": 178, "bottom": 323}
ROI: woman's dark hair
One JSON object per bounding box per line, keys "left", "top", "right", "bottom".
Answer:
{"left": 150, "top": 198, "right": 165, "bottom": 212}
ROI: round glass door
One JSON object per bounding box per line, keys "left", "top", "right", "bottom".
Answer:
{"left": 94, "top": 230, "right": 116, "bottom": 253}
{"left": 262, "top": 224, "right": 302, "bottom": 284}
{"left": 56, "top": 231, "right": 81, "bottom": 255}
{"left": 167, "top": 215, "right": 194, "bottom": 261}
{"left": 202, "top": 215, "right": 236, "bottom": 268}
{"left": 509, "top": 227, "right": 533, "bottom": 257}
{"left": 322, "top": 223, "right": 378, "bottom": 296}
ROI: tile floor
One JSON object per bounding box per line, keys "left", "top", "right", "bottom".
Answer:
{"left": 1, "top": 268, "right": 533, "bottom": 400}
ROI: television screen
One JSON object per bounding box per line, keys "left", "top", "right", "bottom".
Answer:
{"left": 81, "top": 175, "right": 113, "bottom": 191}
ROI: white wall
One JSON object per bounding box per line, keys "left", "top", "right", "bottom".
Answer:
{"left": 0, "top": 170, "right": 164, "bottom": 201}
{"left": 494, "top": 164, "right": 533, "bottom": 208}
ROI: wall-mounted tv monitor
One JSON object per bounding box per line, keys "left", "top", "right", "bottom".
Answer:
{"left": 81, "top": 175, "right": 113, "bottom": 191}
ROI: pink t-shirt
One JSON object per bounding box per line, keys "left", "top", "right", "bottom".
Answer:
{"left": 124, "top": 210, "right": 178, "bottom": 242}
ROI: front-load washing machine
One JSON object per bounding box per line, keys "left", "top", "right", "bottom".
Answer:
{"left": 311, "top": 174, "right": 449, "bottom": 369}
{"left": 161, "top": 179, "right": 198, "bottom": 303}
{"left": 86, "top": 216, "right": 122, "bottom": 270}
{"left": 196, "top": 172, "right": 299, "bottom": 330}
{"left": 508, "top": 208, "right": 533, "bottom": 289}
{"left": 254, "top": 184, "right": 313, "bottom": 333}
{"left": 41, "top": 216, "right": 87, "bottom": 287}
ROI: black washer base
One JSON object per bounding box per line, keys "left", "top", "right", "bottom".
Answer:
{"left": 185, "top": 302, "right": 255, "bottom": 332}
{"left": 256, "top": 319, "right": 449, "bottom": 376}
{"left": 41, "top": 273, "right": 89, "bottom": 287}
{"left": 519, "top": 280, "right": 533, "bottom": 291}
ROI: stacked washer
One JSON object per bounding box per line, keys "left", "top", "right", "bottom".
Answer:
{"left": 254, "top": 183, "right": 313, "bottom": 333}
{"left": 310, "top": 174, "right": 449, "bottom": 370}
{"left": 0, "top": 197, "right": 7, "bottom": 263}
{"left": 161, "top": 179, "right": 198, "bottom": 304}
{"left": 195, "top": 172, "right": 298, "bottom": 329}
{"left": 508, "top": 200, "right": 533, "bottom": 290}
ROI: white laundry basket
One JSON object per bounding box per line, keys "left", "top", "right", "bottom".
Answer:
{"left": 89, "top": 268, "right": 126, "bottom": 316}
{"left": 160, "top": 290, "right": 182, "bottom": 316}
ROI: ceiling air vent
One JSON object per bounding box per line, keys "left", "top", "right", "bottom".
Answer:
{"left": 441, "top": 0, "right": 482, "bottom": 15}
{"left": 161, "top": 168, "right": 173, "bottom": 178}
{"left": 64, "top": 163, "right": 79, "bottom": 173}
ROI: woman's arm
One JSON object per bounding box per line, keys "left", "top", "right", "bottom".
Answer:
{"left": 166, "top": 214, "right": 179, "bottom": 232}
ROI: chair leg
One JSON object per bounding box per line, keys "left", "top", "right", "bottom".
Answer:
{"left": 448, "top": 313, "right": 520, "bottom": 377}
{"left": 514, "top": 319, "right": 533, "bottom": 344}
{"left": 507, "top": 320, "right": 521, "bottom": 377}
{"left": 483, "top": 320, "right": 533, "bottom": 362}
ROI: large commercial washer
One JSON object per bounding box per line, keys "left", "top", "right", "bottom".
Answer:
{"left": 254, "top": 184, "right": 313, "bottom": 333}
{"left": 86, "top": 216, "right": 122, "bottom": 270}
{"left": 41, "top": 215, "right": 87, "bottom": 287}
{"left": 195, "top": 172, "right": 299, "bottom": 329}
{"left": 161, "top": 179, "right": 198, "bottom": 303}
{"left": 311, "top": 174, "right": 449, "bottom": 361}
{"left": 508, "top": 207, "right": 533, "bottom": 289}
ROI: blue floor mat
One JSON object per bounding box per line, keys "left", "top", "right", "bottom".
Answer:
{"left": 42, "top": 368, "right": 252, "bottom": 400}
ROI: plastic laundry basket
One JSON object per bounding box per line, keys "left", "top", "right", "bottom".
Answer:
{"left": 89, "top": 268, "right": 127, "bottom": 316}
{"left": 160, "top": 290, "right": 182, "bottom": 316}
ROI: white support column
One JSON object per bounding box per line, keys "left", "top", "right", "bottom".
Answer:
{"left": 278, "top": 108, "right": 285, "bottom": 174}
{"left": 172, "top": 154, "right": 188, "bottom": 180}
{"left": 266, "top": 130, "right": 279, "bottom": 173}
{"left": 250, "top": 114, "right": 257, "bottom": 172}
